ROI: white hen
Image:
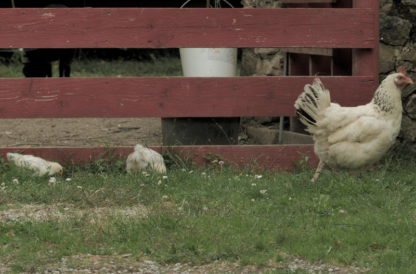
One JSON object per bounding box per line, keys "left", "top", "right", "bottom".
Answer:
{"left": 294, "top": 67, "right": 413, "bottom": 182}
{"left": 7, "top": 153, "right": 63, "bottom": 176}
{"left": 126, "top": 144, "right": 166, "bottom": 173}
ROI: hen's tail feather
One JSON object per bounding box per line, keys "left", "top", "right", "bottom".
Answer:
{"left": 294, "top": 78, "right": 331, "bottom": 133}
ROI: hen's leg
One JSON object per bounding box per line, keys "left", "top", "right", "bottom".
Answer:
{"left": 311, "top": 160, "right": 325, "bottom": 183}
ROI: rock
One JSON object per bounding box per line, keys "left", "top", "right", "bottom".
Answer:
{"left": 402, "top": 84, "right": 416, "bottom": 99}
{"left": 402, "top": 0, "right": 416, "bottom": 7}
{"left": 380, "top": 0, "right": 394, "bottom": 13}
{"left": 399, "top": 43, "right": 416, "bottom": 65}
{"left": 254, "top": 48, "right": 281, "bottom": 58}
{"left": 241, "top": 0, "right": 281, "bottom": 8}
{"left": 245, "top": 126, "right": 313, "bottom": 144}
{"left": 400, "top": 115, "right": 416, "bottom": 142}
{"left": 380, "top": 14, "right": 412, "bottom": 46}
{"left": 379, "top": 43, "right": 398, "bottom": 73}
{"left": 404, "top": 93, "right": 416, "bottom": 119}
{"left": 240, "top": 49, "right": 257, "bottom": 76}
{"left": 246, "top": 126, "right": 278, "bottom": 144}
{"left": 255, "top": 53, "right": 284, "bottom": 76}
{"left": 408, "top": 7, "right": 416, "bottom": 17}
{"left": 396, "top": 60, "right": 414, "bottom": 71}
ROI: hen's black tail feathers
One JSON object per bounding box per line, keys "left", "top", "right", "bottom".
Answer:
{"left": 293, "top": 78, "right": 331, "bottom": 133}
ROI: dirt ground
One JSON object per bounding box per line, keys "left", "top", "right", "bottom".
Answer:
{"left": 0, "top": 118, "right": 162, "bottom": 147}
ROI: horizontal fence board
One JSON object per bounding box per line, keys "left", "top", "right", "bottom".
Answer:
{"left": 281, "top": 47, "right": 333, "bottom": 56}
{"left": 0, "top": 76, "right": 377, "bottom": 118}
{"left": 281, "top": 0, "right": 335, "bottom": 3}
{"left": 0, "top": 145, "right": 318, "bottom": 171}
{"left": 0, "top": 8, "right": 376, "bottom": 48}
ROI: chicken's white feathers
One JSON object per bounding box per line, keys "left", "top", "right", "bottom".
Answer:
{"left": 294, "top": 78, "right": 331, "bottom": 134}
{"left": 7, "top": 153, "right": 63, "bottom": 176}
{"left": 126, "top": 144, "right": 166, "bottom": 173}
{"left": 294, "top": 71, "right": 411, "bottom": 171}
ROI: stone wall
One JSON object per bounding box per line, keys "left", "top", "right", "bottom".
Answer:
{"left": 380, "top": 0, "right": 416, "bottom": 151}
{"left": 241, "top": 0, "right": 416, "bottom": 151}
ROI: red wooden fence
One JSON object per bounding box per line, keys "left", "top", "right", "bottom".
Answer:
{"left": 0, "top": 1, "right": 379, "bottom": 170}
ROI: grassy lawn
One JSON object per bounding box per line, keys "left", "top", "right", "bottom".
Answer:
{"left": 0, "top": 155, "right": 416, "bottom": 273}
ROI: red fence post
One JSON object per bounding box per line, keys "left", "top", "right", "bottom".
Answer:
{"left": 352, "top": 0, "right": 379, "bottom": 84}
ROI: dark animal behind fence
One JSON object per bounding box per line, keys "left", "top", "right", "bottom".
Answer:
{"left": 23, "top": 49, "right": 74, "bottom": 77}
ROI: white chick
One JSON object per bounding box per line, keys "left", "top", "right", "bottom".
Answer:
{"left": 7, "top": 152, "right": 63, "bottom": 176}
{"left": 126, "top": 144, "right": 166, "bottom": 173}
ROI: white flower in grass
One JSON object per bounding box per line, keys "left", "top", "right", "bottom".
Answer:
{"left": 65, "top": 178, "right": 72, "bottom": 182}
{"left": 201, "top": 172, "right": 207, "bottom": 176}
{"left": 251, "top": 199, "right": 255, "bottom": 202}
{"left": 218, "top": 160, "right": 224, "bottom": 166}
{"left": 12, "top": 178, "right": 19, "bottom": 185}
{"left": 162, "top": 176, "right": 168, "bottom": 180}
{"left": 141, "top": 171, "right": 150, "bottom": 177}
{"left": 254, "top": 175, "right": 262, "bottom": 179}
{"left": 203, "top": 206, "right": 208, "bottom": 211}
{"left": 189, "top": 170, "right": 194, "bottom": 174}
{"left": 260, "top": 189, "right": 268, "bottom": 195}
{"left": 162, "top": 195, "right": 168, "bottom": 200}
{"left": 251, "top": 183, "right": 257, "bottom": 187}
{"left": 48, "top": 177, "right": 57, "bottom": 187}
{"left": 157, "top": 180, "right": 162, "bottom": 185}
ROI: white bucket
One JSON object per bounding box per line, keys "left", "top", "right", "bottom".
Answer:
{"left": 179, "top": 48, "right": 238, "bottom": 77}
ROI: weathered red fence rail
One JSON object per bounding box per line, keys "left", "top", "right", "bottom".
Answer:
{"left": 1, "top": 8, "right": 376, "bottom": 48}
{"left": 0, "top": 2, "right": 379, "bottom": 170}
{"left": 0, "top": 76, "right": 376, "bottom": 118}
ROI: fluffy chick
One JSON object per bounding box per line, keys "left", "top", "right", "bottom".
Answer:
{"left": 7, "top": 152, "right": 63, "bottom": 176}
{"left": 126, "top": 144, "right": 166, "bottom": 173}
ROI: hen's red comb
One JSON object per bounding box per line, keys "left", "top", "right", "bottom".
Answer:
{"left": 397, "top": 66, "right": 409, "bottom": 76}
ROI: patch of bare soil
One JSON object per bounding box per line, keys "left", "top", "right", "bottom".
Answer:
{"left": 41, "top": 254, "right": 369, "bottom": 274}
{"left": 0, "top": 118, "right": 162, "bottom": 147}
{"left": 0, "top": 203, "right": 148, "bottom": 223}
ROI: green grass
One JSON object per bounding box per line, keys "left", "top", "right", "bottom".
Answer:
{"left": 70, "top": 57, "right": 183, "bottom": 77}
{"left": 1, "top": 157, "right": 416, "bottom": 273}
{"left": 0, "top": 56, "right": 183, "bottom": 78}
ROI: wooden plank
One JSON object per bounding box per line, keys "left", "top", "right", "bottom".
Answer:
{"left": 246, "top": 127, "right": 313, "bottom": 145}
{"left": 0, "top": 76, "right": 377, "bottom": 118}
{"left": 0, "top": 145, "right": 318, "bottom": 171}
{"left": 352, "top": 0, "right": 379, "bottom": 79}
{"left": 281, "top": 0, "right": 335, "bottom": 3}
{"left": 0, "top": 8, "right": 377, "bottom": 48}
{"left": 281, "top": 47, "right": 333, "bottom": 56}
